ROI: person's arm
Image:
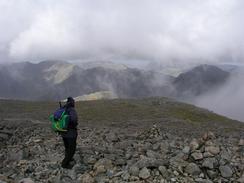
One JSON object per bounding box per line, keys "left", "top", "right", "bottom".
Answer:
{"left": 68, "top": 108, "right": 78, "bottom": 127}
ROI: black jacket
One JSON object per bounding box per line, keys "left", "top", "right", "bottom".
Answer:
{"left": 61, "top": 106, "right": 78, "bottom": 138}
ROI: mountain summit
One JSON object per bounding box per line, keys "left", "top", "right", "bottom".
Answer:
{"left": 173, "top": 65, "right": 230, "bottom": 97}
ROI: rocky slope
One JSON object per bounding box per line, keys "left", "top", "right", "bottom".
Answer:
{"left": 0, "top": 98, "right": 243, "bottom": 183}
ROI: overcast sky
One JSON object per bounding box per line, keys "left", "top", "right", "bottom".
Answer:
{"left": 0, "top": 0, "right": 244, "bottom": 64}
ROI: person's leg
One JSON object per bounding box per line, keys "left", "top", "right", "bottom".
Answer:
{"left": 62, "top": 137, "right": 70, "bottom": 168}
{"left": 62, "top": 137, "right": 77, "bottom": 168}
{"left": 69, "top": 137, "right": 77, "bottom": 160}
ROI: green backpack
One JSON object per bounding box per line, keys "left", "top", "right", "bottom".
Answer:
{"left": 49, "top": 106, "right": 69, "bottom": 132}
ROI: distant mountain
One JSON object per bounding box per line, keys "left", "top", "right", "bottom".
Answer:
{"left": 0, "top": 60, "right": 173, "bottom": 100}
{"left": 0, "top": 61, "right": 83, "bottom": 100}
{"left": 0, "top": 61, "right": 232, "bottom": 101}
{"left": 44, "top": 67, "right": 174, "bottom": 100}
{"left": 173, "top": 65, "right": 230, "bottom": 97}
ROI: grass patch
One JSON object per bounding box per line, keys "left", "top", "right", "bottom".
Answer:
{"left": 166, "top": 102, "right": 233, "bottom": 124}
{"left": 0, "top": 97, "right": 240, "bottom": 127}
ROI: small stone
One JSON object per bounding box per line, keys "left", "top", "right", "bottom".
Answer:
{"left": 239, "top": 139, "right": 244, "bottom": 146}
{"left": 114, "top": 158, "right": 126, "bottom": 166}
{"left": 169, "top": 154, "right": 188, "bottom": 169}
{"left": 205, "top": 140, "right": 214, "bottom": 146}
{"left": 33, "top": 139, "right": 42, "bottom": 143}
{"left": 205, "top": 146, "right": 220, "bottom": 155}
{"left": 113, "top": 171, "right": 124, "bottom": 177}
{"left": 219, "top": 165, "right": 233, "bottom": 178}
{"left": 182, "top": 146, "right": 190, "bottom": 154}
{"left": 152, "top": 143, "right": 160, "bottom": 150}
{"left": 160, "top": 178, "right": 167, "bottom": 183}
{"left": 18, "top": 160, "right": 27, "bottom": 165}
{"left": 129, "top": 176, "right": 140, "bottom": 181}
{"left": 129, "top": 166, "right": 139, "bottom": 176}
{"left": 173, "top": 170, "right": 179, "bottom": 176}
{"left": 191, "top": 152, "right": 203, "bottom": 160}
{"left": 158, "top": 166, "right": 168, "bottom": 178}
{"left": 155, "top": 170, "right": 160, "bottom": 176}
{"left": 18, "top": 178, "right": 34, "bottom": 183}
{"left": 139, "top": 167, "right": 150, "bottom": 179}
{"left": 203, "top": 152, "right": 214, "bottom": 158}
{"left": 94, "top": 176, "right": 109, "bottom": 183}
{"left": 171, "top": 177, "right": 177, "bottom": 182}
{"left": 86, "top": 157, "right": 97, "bottom": 164}
{"left": 207, "top": 131, "right": 215, "bottom": 139}
{"left": 207, "top": 170, "right": 218, "bottom": 179}
{"left": 105, "top": 169, "right": 113, "bottom": 177}
{"left": 146, "top": 150, "right": 159, "bottom": 158}
{"left": 190, "top": 139, "right": 199, "bottom": 151}
{"left": 237, "top": 175, "right": 244, "bottom": 183}
{"left": 133, "top": 157, "right": 167, "bottom": 169}
{"left": 202, "top": 158, "right": 216, "bottom": 169}
{"left": 199, "top": 173, "right": 204, "bottom": 178}
{"left": 93, "top": 158, "right": 113, "bottom": 172}
{"left": 106, "top": 132, "right": 119, "bottom": 142}
{"left": 121, "top": 172, "right": 130, "bottom": 181}
{"left": 73, "top": 164, "right": 88, "bottom": 175}
{"left": 125, "top": 152, "right": 132, "bottom": 160}
{"left": 79, "top": 173, "right": 94, "bottom": 183}
{"left": 95, "top": 165, "right": 106, "bottom": 175}
{"left": 220, "top": 150, "right": 231, "bottom": 162}
{"left": 185, "top": 163, "right": 201, "bottom": 176}
{"left": 195, "top": 178, "right": 213, "bottom": 183}
{"left": 202, "top": 132, "right": 208, "bottom": 141}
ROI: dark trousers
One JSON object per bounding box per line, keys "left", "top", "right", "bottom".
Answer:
{"left": 62, "top": 137, "right": 77, "bottom": 168}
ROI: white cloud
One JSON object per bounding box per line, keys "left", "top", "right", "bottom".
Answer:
{"left": 194, "top": 71, "right": 244, "bottom": 121}
{"left": 0, "top": 0, "right": 243, "bottom": 63}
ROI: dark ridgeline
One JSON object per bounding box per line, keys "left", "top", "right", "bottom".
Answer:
{"left": 0, "top": 61, "right": 230, "bottom": 101}
{"left": 173, "top": 64, "right": 230, "bottom": 97}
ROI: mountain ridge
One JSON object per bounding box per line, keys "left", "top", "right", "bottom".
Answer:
{"left": 0, "top": 61, "right": 231, "bottom": 101}
{"left": 173, "top": 64, "right": 230, "bottom": 97}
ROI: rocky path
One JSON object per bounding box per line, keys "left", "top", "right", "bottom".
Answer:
{"left": 0, "top": 121, "right": 244, "bottom": 183}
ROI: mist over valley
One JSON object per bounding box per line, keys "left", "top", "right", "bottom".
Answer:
{"left": 0, "top": 60, "right": 243, "bottom": 122}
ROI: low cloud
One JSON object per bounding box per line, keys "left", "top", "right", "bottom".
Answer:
{"left": 0, "top": 0, "right": 244, "bottom": 64}
{"left": 194, "top": 70, "right": 244, "bottom": 121}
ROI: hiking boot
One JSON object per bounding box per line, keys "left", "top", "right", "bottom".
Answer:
{"left": 61, "top": 163, "right": 73, "bottom": 169}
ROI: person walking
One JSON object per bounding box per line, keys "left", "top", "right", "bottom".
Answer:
{"left": 61, "top": 97, "right": 78, "bottom": 169}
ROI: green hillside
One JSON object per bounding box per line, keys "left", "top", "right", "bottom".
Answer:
{"left": 0, "top": 98, "right": 243, "bottom": 136}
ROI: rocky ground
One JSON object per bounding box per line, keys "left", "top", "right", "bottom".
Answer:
{"left": 0, "top": 120, "right": 243, "bottom": 183}
{"left": 0, "top": 98, "right": 243, "bottom": 183}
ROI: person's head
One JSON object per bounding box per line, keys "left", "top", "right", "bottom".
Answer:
{"left": 66, "top": 97, "right": 75, "bottom": 108}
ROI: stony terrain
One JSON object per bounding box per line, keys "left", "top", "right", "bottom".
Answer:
{"left": 0, "top": 98, "right": 243, "bottom": 183}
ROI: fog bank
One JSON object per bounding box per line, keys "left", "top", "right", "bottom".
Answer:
{"left": 194, "top": 70, "right": 244, "bottom": 122}
{"left": 0, "top": 0, "right": 244, "bottom": 64}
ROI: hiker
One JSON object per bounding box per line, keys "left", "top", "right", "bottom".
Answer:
{"left": 61, "top": 97, "right": 78, "bottom": 168}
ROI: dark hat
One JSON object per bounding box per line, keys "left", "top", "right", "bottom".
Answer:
{"left": 66, "top": 97, "right": 75, "bottom": 107}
